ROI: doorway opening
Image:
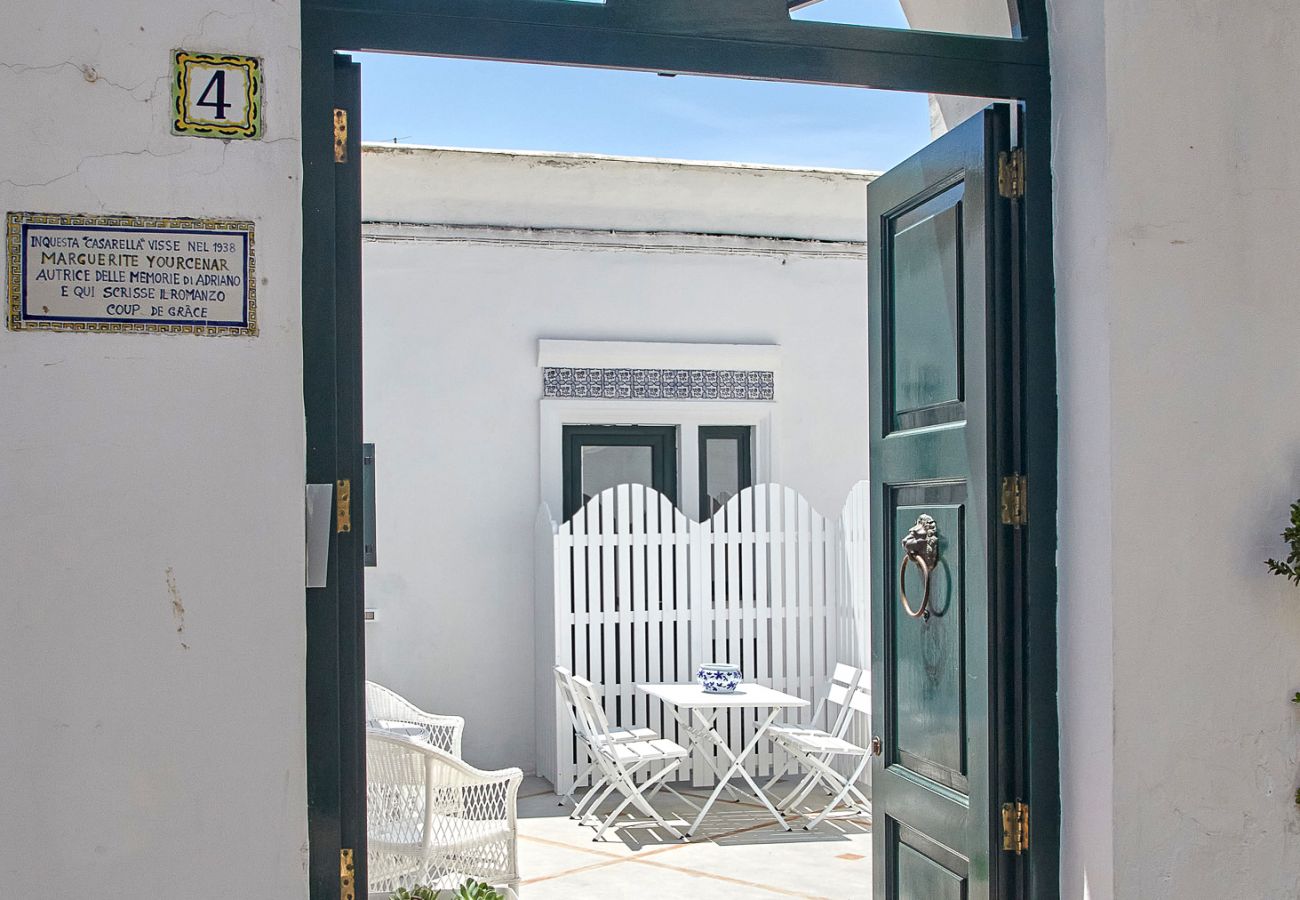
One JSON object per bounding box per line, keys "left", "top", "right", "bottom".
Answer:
{"left": 302, "top": 3, "right": 1056, "bottom": 899}
{"left": 355, "top": 48, "right": 974, "bottom": 900}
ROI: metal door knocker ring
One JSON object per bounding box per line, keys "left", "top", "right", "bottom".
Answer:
{"left": 899, "top": 514, "right": 939, "bottom": 620}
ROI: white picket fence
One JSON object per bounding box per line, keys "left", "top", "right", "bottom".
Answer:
{"left": 535, "top": 481, "right": 871, "bottom": 793}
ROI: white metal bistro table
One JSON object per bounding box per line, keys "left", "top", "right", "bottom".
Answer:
{"left": 637, "top": 682, "right": 809, "bottom": 836}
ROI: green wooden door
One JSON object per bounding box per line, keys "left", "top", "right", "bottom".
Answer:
{"left": 869, "top": 106, "right": 1014, "bottom": 900}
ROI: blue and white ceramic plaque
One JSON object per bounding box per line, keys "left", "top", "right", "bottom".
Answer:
{"left": 696, "top": 663, "right": 742, "bottom": 694}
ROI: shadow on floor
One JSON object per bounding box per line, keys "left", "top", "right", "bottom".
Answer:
{"left": 515, "top": 775, "right": 872, "bottom": 899}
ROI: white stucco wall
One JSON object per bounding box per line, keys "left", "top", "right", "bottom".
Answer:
{"left": 0, "top": 4, "right": 307, "bottom": 898}
{"left": 360, "top": 147, "right": 871, "bottom": 771}
{"left": 8, "top": 2, "right": 1300, "bottom": 896}
{"left": 1051, "top": 1, "right": 1115, "bottom": 896}
{"left": 359, "top": 145, "right": 872, "bottom": 242}
{"left": 1052, "top": 0, "right": 1300, "bottom": 897}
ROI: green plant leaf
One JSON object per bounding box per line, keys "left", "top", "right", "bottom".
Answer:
{"left": 391, "top": 878, "right": 503, "bottom": 900}
{"left": 451, "top": 879, "right": 504, "bottom": 900}
{"left": 391, "top": 886, "right": 455, "bottom": 900}
{"left": 1266, "top": 500, "right": 1300, "bottom": 586}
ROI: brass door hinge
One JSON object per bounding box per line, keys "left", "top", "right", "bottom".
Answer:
{"left": 333, "top": 108, "right": 349, "bottom": 163}
{"left": 337, "top": 479, "right": 352, "bottom": 533}
{"left": 339, "top": 848, "right": 356, "bottom": 900}
{"left": 1001, "top": 801, "right": 1029, "bottom": 854}
{"left": 998, "top": 148, "right": 1025, "bottom": 199}
{"left": 1000, "top": 474, "right": 1028, "bottom": 526}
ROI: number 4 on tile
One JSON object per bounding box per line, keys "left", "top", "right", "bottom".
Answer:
{"left": 195, "top": 70, "right": 232, "bottom": 120}
{"left": 172, "top": 51, "right": 262, "bottom": 140}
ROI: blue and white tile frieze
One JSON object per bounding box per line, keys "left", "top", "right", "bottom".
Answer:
{"left": 543, "top": 367, "right": 775, "bottom": 400}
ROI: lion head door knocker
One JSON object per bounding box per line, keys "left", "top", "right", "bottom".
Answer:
{"left": 899, "top": 514, "right": 940, "bottom": 620}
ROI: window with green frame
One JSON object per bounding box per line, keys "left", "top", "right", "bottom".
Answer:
{"left": 698, "top": 426, "right": 753, "bottom": 521}
{"left": 562, "top": 425, "right": 678, "bottom": 520}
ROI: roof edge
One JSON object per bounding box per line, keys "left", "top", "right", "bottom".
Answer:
{"left": 361, "top": 142, "right": 880, "bottom": 179}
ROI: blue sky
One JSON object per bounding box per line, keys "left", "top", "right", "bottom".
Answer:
{"left": 356, "top": 1, "right": 932, "bottom": 172}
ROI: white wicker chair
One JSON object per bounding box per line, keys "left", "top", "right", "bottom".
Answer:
{"left": 367, "top": 730, "right": 522, "bottom": 897}
{"left": 365, "top": 680, "right": 464, "bottom": 758}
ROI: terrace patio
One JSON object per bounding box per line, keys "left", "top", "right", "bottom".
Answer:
{"left": 362, "top": 148, "right": 878, "bottom": 900}
{"left": 366, "top": 649, "right": 875, "bottom": 898}
{"left": 513, "top": 774, "right": 872, "bottom": 900}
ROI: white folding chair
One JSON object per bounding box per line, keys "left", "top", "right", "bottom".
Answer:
{"left": 568, "top": 674, "right": 693, "bottom": 841}
{"left": 553, "top": 666, "right": 656, "bottom": 818}
{"left": 763, "top": 664, "right": 862, "bottom": 795}
{"left": 765, "top": 663, "right": 873, "bottom": 829}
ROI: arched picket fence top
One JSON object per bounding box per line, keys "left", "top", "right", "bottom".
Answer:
{"left": 536, "top": 481, "right": 871, "bottom": 791}
{"left": 535, "top": 501, "right": 558, "bottom": 535}
{"left": 547, "top": 482, "right": 868, "bottom": 531}
{"left": 555, "top": 484, "right": 692, "bottom": 538}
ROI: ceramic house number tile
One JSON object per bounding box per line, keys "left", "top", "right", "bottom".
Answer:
{"left": 171, "top": 50, "right": 263, "bottom": 139}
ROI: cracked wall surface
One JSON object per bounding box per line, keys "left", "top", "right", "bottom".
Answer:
{"left": 0, "top": 2, "right": 307, "bottom": 897}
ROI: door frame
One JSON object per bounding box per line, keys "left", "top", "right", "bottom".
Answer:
{"left": 300, "top": 2, "right": 1057, "bottom": 897}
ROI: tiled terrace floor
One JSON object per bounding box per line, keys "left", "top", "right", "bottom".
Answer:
{"left": 515, "top": 775, "right": 872, "bottom": 899}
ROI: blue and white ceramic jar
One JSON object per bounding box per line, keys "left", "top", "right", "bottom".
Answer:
{"left": 696, "top": 662, "right": 742, "bottom": 694}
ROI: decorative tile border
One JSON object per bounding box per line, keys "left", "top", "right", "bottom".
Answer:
{"left": 543, "top": 367, "right": 774, "bottom": 400}
{"left": 7, "top": 211, "right": 257, "bottom": 335}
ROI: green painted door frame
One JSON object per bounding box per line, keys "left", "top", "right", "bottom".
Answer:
{"left": 300, "top": 2, "right": 1057, "bottom": 897}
